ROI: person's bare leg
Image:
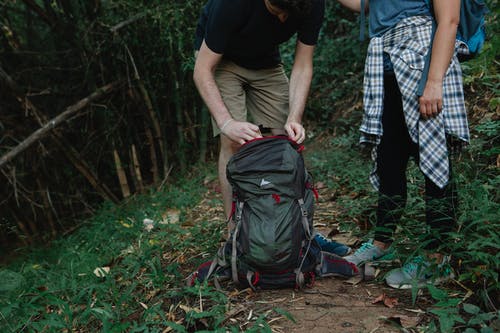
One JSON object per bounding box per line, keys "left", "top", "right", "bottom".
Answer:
{"left": 219, "top": 134, "right": 241, "bottom": 236}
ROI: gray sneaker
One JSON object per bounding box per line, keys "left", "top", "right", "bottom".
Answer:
{"left": 344, "top": 241, "right": 388, "bottom": 266}
{"left": 385, "top": 256, "right": 454, "bottom": 289}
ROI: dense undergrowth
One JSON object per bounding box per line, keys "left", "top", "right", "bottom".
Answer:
{"left": 0, "top": 117, "right": 497, "bottom": 332}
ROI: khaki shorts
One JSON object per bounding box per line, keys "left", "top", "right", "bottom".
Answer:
{"left": 212, "top": 60, "right": 289, "bottom": 136}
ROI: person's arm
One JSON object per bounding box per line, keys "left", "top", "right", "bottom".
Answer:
{"left": 193, "top": 40, "right": 261, "bottom": 144}
{"left": 335, "top": 0, "right": 368, "bottom": 13}
{"left": 419, "top": 0, "right": 460, "bottom": 119}
{"left": 285, "top": 41, "right": 314, "bottom": 144}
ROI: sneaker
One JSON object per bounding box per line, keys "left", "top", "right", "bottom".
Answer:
{"left": 385, "top": 256, "right": 454, "bottom": 289}
{"left": 344, "top": 241, "right": 388, "bottom": 266}
{"left": 314, "top": 232, "right": 351, "bottom": 256}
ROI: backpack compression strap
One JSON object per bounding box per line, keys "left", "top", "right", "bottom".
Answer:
{"left": 231, "top": 201, "right": 245, "bottom": 285}
{"left": 295, "top": 197, "right": 314, "bottom": 288}
{"left": 297, "top": 198, "right": 312, "bottom": 240}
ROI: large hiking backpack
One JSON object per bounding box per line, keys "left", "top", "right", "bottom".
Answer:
{"left": 188, "top": 136, "right": 357, "bottom": 290}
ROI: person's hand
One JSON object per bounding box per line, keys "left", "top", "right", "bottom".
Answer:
{"left": 285, "top": 121, "right": 306, "bottom": 144}
{"left": 419, "top": 80, "right": 443, "bottom": 120}
{"left": 220, "top": 119, "right": 262, "bottom": 145}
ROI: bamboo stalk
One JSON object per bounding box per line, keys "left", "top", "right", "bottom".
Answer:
{"left": 113, "top": 149, "right": 130, "bottom": 198}
{"left": 124, "top": 45, "right": 169, "bottom": 178}
{"left": 131, "top": 144, "right": 144, "bottom": 193}
{"left": 10, "top": 209, "right": 32, "bottom": 246}
{"left": 36, "top": 178, "right": 57, "bottom": 237}
{"left": 0, "top": 67, "right": 120, "bottom": 202}
{"left": 144, "top": 122, "right": 160, "bottom": 184}
{"left": 0, "top": 80, "right": 120, "bottom": 167}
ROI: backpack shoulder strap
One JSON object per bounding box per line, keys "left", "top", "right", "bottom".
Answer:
{"left": 417, "top": 0, "right": 436, "bottom": 97}
{"left": 359, "top": 0, "right": 366, "bottom": 41}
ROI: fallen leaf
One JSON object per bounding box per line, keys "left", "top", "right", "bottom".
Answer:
{"left": 93, "top": 267, "right": 110, "bottom": 277}
{"left": 160, "top": 209, "right": 180, "bottom": 224}
{"left": 143, "top": 218, "right": 154, "bottom": 232}
{"left": 179, "top": 304, "right": 200, "bottom": 313}
{"left": 372, "top": 293, "right": 398, "bottom": 308}
{"left": 120, "top": 220, "right": 132, "bottom": 228}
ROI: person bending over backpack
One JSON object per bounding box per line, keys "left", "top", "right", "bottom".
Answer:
{"left": 336, "top": 0, "right": 469, "bottom": 288}
{"left": 193, "top": 0, "right": 352, "bottom": 256}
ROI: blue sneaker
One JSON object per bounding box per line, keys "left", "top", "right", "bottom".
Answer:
{"left": 385, "top": 256, "right": 454, "bottom": 289}
{"left": 344, "top": 241, "right": 388, "bottom": 266}
{"left": 314, "top": 232, "right": 351, "bottom": 256}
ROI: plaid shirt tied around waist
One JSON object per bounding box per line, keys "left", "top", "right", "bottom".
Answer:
{"left": 360, "top": 15, "right": 470, "bottom": 190}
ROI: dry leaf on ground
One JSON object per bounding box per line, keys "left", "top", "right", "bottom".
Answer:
{"left": 372, "top": 293, "right": 398, "bottom": 308}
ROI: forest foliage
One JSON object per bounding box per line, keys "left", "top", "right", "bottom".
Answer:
{"left": 0, "top": 0, "right": 497, "bottom": 245}
{"left": 0, "top": 0, "right": 366, "bottom": 250}
{"left": 0, "top": 0, "right": 498, "bottom": 332}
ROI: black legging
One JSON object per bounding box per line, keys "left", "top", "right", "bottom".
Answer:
{"left": 374, "top": 73, "right": 458, "bottom": 251}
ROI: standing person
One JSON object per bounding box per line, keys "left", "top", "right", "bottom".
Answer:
{"left": 337, "top": 0, "right": 469, "bottom": 288}
{"left": 193, "top": 0, "right": 350, "bottom": 255}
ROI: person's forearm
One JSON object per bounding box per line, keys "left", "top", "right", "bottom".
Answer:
{"left": 427, "top": 0, "right": 460, "bottom": 85}
{"left": 193, "top": 63, "right": 232, "bottom": 128}
{"left": 287, "top": 64, "right": 312, "bottom": 124}
{"left": 427, "top": 20, "right": 458, "bottom": 85}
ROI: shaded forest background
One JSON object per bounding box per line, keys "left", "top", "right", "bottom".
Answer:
{"left": 0, "top": 0, "right": 498, "bottom": 254}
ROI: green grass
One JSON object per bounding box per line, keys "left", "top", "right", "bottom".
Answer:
{"left": 1, "top": 125, "right": 498, "bottom": 332}
{"left": 305, "top": 122, "right": 499, "bottom": 332}
{"left": 2, "top": 103, "right": 499, "bottom": 332}
{"left": 0, "top": 162, "right": 232, "bottom": 332}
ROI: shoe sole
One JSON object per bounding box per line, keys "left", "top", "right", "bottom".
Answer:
{"left": 386, "top": 274, "right": 454, "bottom": 290}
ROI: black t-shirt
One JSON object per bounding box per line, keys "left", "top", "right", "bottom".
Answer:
{"left": 194, "top": 0, "right": 325, "bottom": 69}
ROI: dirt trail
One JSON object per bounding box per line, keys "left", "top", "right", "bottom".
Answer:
{"left": 257, "top": 277, "right": 424, "bottom": 332}
{"left": 185, "top": 181, "right": 429, "bottom": 332}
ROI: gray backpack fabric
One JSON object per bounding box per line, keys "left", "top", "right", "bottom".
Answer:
{"left": 225, "top": 136, "right": 318, "bottom": 289}
{"left": 188, "top": 136, "right": 357, "bottom": 290}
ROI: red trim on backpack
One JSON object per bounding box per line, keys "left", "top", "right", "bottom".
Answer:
{"left": 252, "top": 271, "right": 260, "bottom": 286}
{"left": 272, "top": 193, "right": 281, "bottom": 204}
{"left": 189, "top": 272, "right": 198, "bottom": 286}
{"left": 230, "top": 193, "right": 236, "bottom": 218}
{"left": 306, "top": 182, "right": 319, "bottom": 201}
{"left": 197, "top": 261, "right": 213, "bottom": 271}
{"left": 306, "top": 271, "right": 316, "bottom": 288}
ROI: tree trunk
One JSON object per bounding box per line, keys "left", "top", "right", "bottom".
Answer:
{"left": 113, "top": 149, "right": 130, "bottom": 198}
